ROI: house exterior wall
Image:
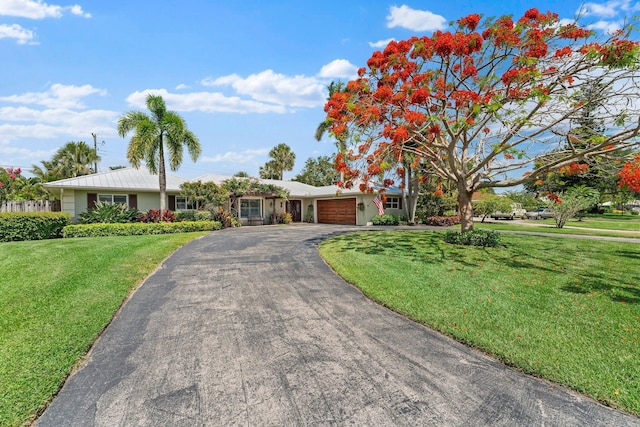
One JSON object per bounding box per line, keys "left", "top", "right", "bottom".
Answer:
{"left": 69, "top": 190, "right": 181, "bottom": 221}
{"left": 61, "top": 189, "right": 76, "bottom": 218}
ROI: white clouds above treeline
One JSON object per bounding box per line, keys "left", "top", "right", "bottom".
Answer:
{"left": 127, "top": 59, "right": 359, "bottom": 114}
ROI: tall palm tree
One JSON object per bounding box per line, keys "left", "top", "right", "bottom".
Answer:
{"left": 268, "top": 143, "right": 295, "bottom": 180}
{"left": 117, "top": 94, "right": 201, "bottom": 211}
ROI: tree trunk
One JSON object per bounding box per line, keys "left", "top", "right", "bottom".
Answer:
{"left": 158, "top": 138, "right": 167, "bottom": 212}
{"left": 457, "top": 185, "right": 474, "bottom": 232}
{"left": 402, "top": 160, "right": 419, "bottom": 224}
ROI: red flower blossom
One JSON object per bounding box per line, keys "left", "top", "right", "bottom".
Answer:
{"left": 458, "top": 14, "right": 481, "bottom": 31}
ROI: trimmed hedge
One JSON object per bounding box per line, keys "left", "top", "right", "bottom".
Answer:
{"left": 63, "top": 220, "right": 221, "bottom": 238}
{"left": 0, "top": 212, "right": 71, "bottom": 242}
{"left": 423, "top": 215, "right": 461, "bottom": 226}
{"left": 443, "top": 229, "right": 502, "bottom": 247}
{"left": 371, "top": 214, "right": 400, "bottom": 225}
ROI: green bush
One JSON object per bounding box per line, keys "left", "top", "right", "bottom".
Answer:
{"left": 371, "top": 214, "right": 400, "bottom": 225}
{"left": 174, "top": 210, "right": 196, "bottom": 221}
{"left": 0, "top": 212, "right": 70, "bottom": 242}
{"left": 62, "top": 220, "right": 221, "bottom": 238}
{"left": 443, "top": 229, "right": 502, "bottom": 247}
{"left": 194, "top": 210, "right": 213, "bottom": 221}
{"left": 79, "top": 201, "right": 139, "bottom": 224}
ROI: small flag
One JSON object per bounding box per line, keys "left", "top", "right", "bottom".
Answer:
{"left": 373, "top": 194, "right": 385, "bottom": 215}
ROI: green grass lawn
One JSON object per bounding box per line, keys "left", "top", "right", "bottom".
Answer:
{"left": 528, "top": 215, "right": 640, "bottom": 231}
{"left": 0, "top": 232, "right": 207, "bottom": 427}
{"left": 319, "top": 230, "right": 640, "bottom": 415}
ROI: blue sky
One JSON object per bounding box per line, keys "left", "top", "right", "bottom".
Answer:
{"left": 1, "top": 0, "right": 637, "bottom": 179}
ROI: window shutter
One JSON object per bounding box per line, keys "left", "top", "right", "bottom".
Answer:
{"left": 168, "top": 195, "right": 176, "bottom": 211}
{"left": 128, "top": 194, "right": 138, "bottom": 209}
{"left": 399, "top": 198, "right": 403, "bottom": 210}
{"left": 87, "top": 193, "right": 97, "bottom": 210}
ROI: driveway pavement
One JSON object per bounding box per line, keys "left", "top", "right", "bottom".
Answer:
{"left": 37, "top": 224, "right": 640, "bottom": 426}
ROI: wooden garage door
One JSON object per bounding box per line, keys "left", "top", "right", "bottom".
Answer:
{"left": 317, "top": 198, "right": 356, "bottom": 225}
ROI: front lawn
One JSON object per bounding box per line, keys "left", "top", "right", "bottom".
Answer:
{"left": 475, "top": 221, "right": 640, "bottom": 238}
{"left": 0, "top": 232, "right": 207, "bottom": 427}
{"left": 319, "top": 231, "right": 640, "bottom": 415}
{"left": 528, "top": 216, "right": 640, "bottom": 231}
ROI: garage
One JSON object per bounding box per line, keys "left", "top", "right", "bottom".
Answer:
{"left": 317, "top": 198, "right": 356, "bottom": 225}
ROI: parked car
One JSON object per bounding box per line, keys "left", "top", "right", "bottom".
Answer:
{"left": 525, "top": 208, "right": 553, "bottom": 219}
{"left": 490, "top": 203, "right": 527, "bottom": 220}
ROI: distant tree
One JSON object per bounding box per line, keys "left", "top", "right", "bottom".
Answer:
{"left": 234, "top": 171, "right": 249, "bottom": 177}
{"left": 259, "top": 161, "right": 280, "bottom": 180}
{"left": 474, "top": 196, "right": 514, "bottom": 222}
{"left": 264, "top": 143, "right": 296, "bottom": 180}
{"left": 293, "top": 155, "right": 340, "bottom": 186}
{"left": 548, "top": 185, "right": 600, "bottom": 228}
{"left": 109, "top": 165, "right": 127, "bottom": 170}
{"left": 32, "top": 141, "right": 99, "bottom": 181}
{"left": 118, "top": 94, "right": 201, "bottom": 211}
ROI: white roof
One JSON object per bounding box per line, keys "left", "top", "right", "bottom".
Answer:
{"left": 44, "top": 167, "right": 188, "bottom": 192}
{"left": 45, "top": 167, "right": 402, "bottom": 197}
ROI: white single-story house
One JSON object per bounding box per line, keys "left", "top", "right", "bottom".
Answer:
{"left": 44, "top": 167, "right": 405, "bottom": 226}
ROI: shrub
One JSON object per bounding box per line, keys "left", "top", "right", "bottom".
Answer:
{"left": 424, "top": 215, "right": 461, "bottom": 226}
{"left": 275, "top": 212, "right": 292, "bottom": 224}
{"left": 443, "top": 229, "right": 502, "bottom": 247}
{"left": 213, "top": 208, "right": 242, "bottom": 228}
{"left": 194, "top": 210, "right": 213, "bottom": 221}
{"left": 0, "top": 212, "right": 70, "bottom": 242}
{"left": 62, "top": 220, "right": 221, "bottom": 238}
{"left": 79, "top": 201, "right": 139, "bottom": 224}
{"left": 371, "top": 214, "right": 400, "bottom": 225}
{"left": 174, "top": 210, "right": 196, "bottom": 222}
{"left": 138, "top": 209, "right": 175, "bottom": 223}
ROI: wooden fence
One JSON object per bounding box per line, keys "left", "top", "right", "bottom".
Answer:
{"left": 0, "top": 200, "right": 59, "bottom": 213}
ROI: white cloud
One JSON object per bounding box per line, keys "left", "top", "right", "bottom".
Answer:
{"left": 587, "top": 19, "right": 623, "bottom": 33}
{"left": 386, "top": 5, "right": 447, "bottom": 32}
{"left": 0, "top": 23, "right": 36, "bottom": 44}
{"left": 579, "top": 0, "right": 640, "bottom": 17}
{"left": 369, "top": 38, "right": 395, "bottom": 49}
{"left": 175, "top": 83, "right": 190, "bottom": 90}
{"left": 125, "top": 89, "right": 287, "bottom": 114}
{"left": 317, "top": 59, "right": 358, "bottom": 79}
{"left": 0, "top": 83, "right": 107, "bottom": 109}
{"left": 0, "top": 0, "right": 91, "bottom": 19}
{"left": 203, "top": 69, "right": 326, "bottom": 108}
{"left": 201, "top": 148, "right": 270, "bottom": 164}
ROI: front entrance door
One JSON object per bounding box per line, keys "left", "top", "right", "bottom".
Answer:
{"left": 287, "top": 200, "right": 302, "bottom": 222}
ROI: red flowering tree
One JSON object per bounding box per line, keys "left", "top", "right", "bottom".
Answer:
{"left": 325, "top": 9, "right": 640, "bottom": 231}
{"left": 618, "top": 155, "right": 640, "bottom": 192}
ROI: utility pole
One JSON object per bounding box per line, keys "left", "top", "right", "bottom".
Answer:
{"left": 91, "top": 133, "right": 98, "bottom": 173}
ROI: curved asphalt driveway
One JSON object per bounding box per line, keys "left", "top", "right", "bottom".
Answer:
{"left": 37, "top": 225, "right": 640, "bottom": 426}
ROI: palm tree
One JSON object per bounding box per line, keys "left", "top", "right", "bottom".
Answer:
{"left": 32, "top": 141, "right": 99, "bottom": 181}
{"left": 117, "top": 94, "right": 201, "bottom": 211}
{"left": 268, "top": 143, "right": 295, "bottom": 180}
{"left": 259, "top": 161, "right": 280, "bottom": 180}
{"left": 53, "top": 141, "right": 99, "bottom": 178}
{"left": 315, "top": 81, "right": 346, "bottom": 142}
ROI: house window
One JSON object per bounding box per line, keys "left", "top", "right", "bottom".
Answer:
{"left": 175, "top": 196, "right": 196, "bottom": 210}
{"left": 385, "top": 196, "right": 402, "bottom": 209}
{"left": 240, "top": 198, "right": 261, "bottom": 218}
{"left": 98, "top": 194, "right": 127, "bottom": 206}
